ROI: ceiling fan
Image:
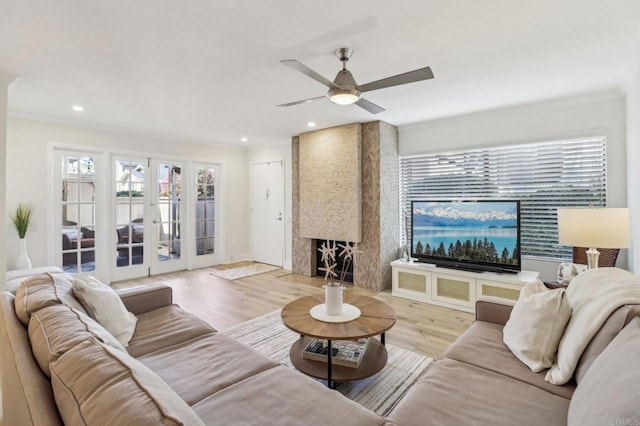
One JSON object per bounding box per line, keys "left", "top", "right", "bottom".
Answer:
{"left": 277, "top": 47, "right": 434, "bottom": 114}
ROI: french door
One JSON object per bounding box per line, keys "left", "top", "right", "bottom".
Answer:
{"left": 54, "top": 151, "right": 101, "bottom": 276}
{"left": 112, "top": 157, "right": 186, "bottom": 281}
{"left": 192, "top": 163, "right": 223, "bottom": 268}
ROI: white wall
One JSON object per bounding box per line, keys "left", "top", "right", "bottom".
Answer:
{"left": 626, "top": 68, "right": 640, "bottom": 272}
{"left": 247, "top": 142, "right": 293, "bottom": 270}
{"left": 399, "top": 90, "right": 628, "bottom": 281}
{"left": 0, "top": 73, "right": 16, "bottom": 290}
{"left": 6, "top": 117, "right": 249, "bottom": 277}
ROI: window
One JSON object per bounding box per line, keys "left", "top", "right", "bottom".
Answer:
{"left": 399, "top": 137, "right": 607, "bottom": 260}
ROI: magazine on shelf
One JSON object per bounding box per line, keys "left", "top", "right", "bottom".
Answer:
{"left": 302, "top": 338, "right": 370, "bottom": 368}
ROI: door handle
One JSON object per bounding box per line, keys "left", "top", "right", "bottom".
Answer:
{"left": 152, "top": 219, "right": 160, "bottom": 224}
{"left": 276, "top": 212, "right": 283, "bottom": 221}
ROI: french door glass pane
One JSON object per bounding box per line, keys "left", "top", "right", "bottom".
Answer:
{"left": 157, "top": 164, "right": 181, "bottom": 262}
{"left": 195, "top": 166, "right": 215, "bottom": 256}
{"left": 116, "top": 160, "right": 145, "bottom": 267}
{"left": 61, "top": 156, "right": 96, "bottom": 273}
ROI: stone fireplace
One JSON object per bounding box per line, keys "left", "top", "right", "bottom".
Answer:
{"left": 292, "top": 121, "right": 399, "bottom": 292}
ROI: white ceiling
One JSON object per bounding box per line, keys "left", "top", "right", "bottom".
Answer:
{"left": 1, "top": 0, "right": 639, "bottom": 146}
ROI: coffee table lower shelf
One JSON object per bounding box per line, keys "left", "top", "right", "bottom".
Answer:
{"left": 289, "top": 337, "right": 388, "bottom": 383}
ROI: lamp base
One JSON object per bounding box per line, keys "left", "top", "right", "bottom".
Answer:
{"left": 586, "top": 247, "right": 600, "bottom": 269}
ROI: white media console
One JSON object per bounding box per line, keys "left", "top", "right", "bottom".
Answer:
{"left": 391, "top": 259, "right": 539, "bottom": 313}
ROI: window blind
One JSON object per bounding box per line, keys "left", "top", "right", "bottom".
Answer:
{"left": 399, "top": 137, "right": 607, "bottom": 260}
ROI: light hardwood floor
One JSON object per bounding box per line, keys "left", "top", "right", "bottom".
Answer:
{"left": 114, "top": 263, "right": 474, "bottom": 359}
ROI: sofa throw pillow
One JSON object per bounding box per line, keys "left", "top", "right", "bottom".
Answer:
{"left": 567, "top": 317, "right": 640, "bottom": 425}
{"left": 72, "top": 276, "right": 137, "bottom": 347}
{"left": 503, "top": 280, "right": 571, "bottom": 372}
{"left": 50, "top": 337, "right": 205, "bottom": 426}
{"left": 28, "top": 304, "right": 126, "bottom": 377}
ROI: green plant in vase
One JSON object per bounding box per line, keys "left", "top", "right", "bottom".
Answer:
{"left": 10, "top": 203, "right": 34, "bottom": 269}
{"left": 10, "top": 203, "right": 33, "bottom": 238}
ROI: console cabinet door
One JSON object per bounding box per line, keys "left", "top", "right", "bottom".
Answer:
{"left": 476, "top": 279, "right": 522, "bottom": 302}
{"left": 392, "top": 266, "right": 431, "bottom": 303}
{"left": 431, "top": 272, "right": 476, "bottom": 312}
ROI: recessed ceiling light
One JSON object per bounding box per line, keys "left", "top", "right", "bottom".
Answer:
{"left": 71, "top": 105, "right": 84, "bottom": 112}
{"left": 241, "top": 137, "right": 248, "bottom": 142}
{"left": 307, "top": 121, "right": 316, "bottom": 128}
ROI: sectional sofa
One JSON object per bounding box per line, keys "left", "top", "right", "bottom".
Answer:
{"left": 0, "top": 273, "right": 382, "bottom": 425}
{"left": 1, "top": 270, "right": 639, "bottom": 425}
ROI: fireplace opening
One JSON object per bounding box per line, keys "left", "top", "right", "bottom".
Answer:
{"left": 315, "top": 240, "right": 354, "bottom": 283}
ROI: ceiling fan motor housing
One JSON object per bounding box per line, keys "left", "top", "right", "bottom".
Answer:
{"left": 327, "top": 69, "right": 361, "bottom": 104}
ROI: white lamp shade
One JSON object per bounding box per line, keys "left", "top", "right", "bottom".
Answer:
{"left": 557, "top": 207, "right": 631, "bottom": 248}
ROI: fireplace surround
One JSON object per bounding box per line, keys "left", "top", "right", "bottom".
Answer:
{"left": 292, "top": 121, "right": 399, "bottom": 292}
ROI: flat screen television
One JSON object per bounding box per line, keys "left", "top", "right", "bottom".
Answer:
{"left": 410, "top": 200, "right": 521, "bottom": 273}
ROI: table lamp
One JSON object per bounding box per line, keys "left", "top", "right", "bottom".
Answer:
{"left": 557, "top": 207, "right": 630, "bottom": 269}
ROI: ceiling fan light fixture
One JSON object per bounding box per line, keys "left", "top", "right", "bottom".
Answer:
{"left": 327, "top": 88, "right": 361, "bottom": 105}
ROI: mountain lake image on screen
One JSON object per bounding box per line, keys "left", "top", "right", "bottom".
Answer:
{"left": 411, "top": 200, "right": 521, "bottom": 273}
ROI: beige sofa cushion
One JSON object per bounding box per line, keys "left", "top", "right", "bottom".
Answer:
{"left": 503, "top": 280, "right": 571, "bottom": 372}
{"left": 139, "top": 333, "right": 279, "bottom": 405}
{"left": 14, "top": 273, "right": 86, "bottom": 325}
{"left": 192, "top": 365, "right": 383, "bottom": 425}
{"left": 444, "top": 321, "right": 575, "bottom": 399}
{"left": 50, "top": 337, "right": 204, "bottom": 426}
{"left": 574, "top": 304, "right": 640, "bottom": 384}
{"left": 0, "top": 293, "right": 63, "bottom": 425}
{"left": 28, "top": 304, "right": 125, "bottom": 377}
{"left": 127, "top": 304, "right": 216, "bottom": 358}
{"left": 72, "top": 275, "right": 137, "bottom": 346}
{"left": 386, "top": 358, "right": 570, "bottom": 426}
{"left": 568, "top": 317, "right": 640, "bottom": 426}
{"left": 6, "top": 266, "right": 64, "bottom": 294}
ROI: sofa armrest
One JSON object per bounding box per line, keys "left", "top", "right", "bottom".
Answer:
{"left": 475, "top": 297, "right": 515, "bottom": 325}
{"left": 117, "top": 283, "right": 173, "bottom": 315}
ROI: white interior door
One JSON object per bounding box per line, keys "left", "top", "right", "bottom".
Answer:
{"left": 251, "top": 161, "right": 284, "bottom": 267}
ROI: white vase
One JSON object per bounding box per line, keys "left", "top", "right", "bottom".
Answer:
{"left": 15, "top": 238, "right": 32, "bottom": 270}
{"left": 324, "top": 283, "right": 344, "bottom": 315}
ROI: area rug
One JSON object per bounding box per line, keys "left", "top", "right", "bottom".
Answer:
{"left": 210, "top": 263, "right": 280, "bottom": 280}
{"left": 223, "top": 309, "right": 432, "bottom": 416}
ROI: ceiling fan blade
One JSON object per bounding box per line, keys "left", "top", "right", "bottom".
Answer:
{"left": 277, "top": 96, "right": 326, "bottom": 108}
{"left": 281, "top": 60, "right": 338, "bottom": 89}
{"left": 356, "top": 97, "right": 385, "bottom": 114}
{"left": 357, "top": 67, "right": 434, "bottom": 93}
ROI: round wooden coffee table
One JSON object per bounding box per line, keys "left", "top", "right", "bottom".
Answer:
{"left": 281, "top": 294, "right": 396, "bottom": 388}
